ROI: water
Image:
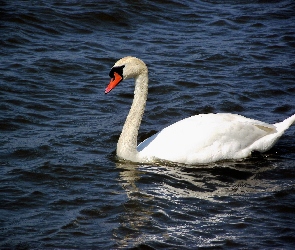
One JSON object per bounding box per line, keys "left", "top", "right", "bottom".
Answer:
{"left": 1, "top": 0, "right": 295, "bottom": 249}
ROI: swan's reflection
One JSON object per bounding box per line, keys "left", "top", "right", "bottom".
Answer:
{"left": 114, "top": 157, "right": 280, "bottom": 247}
{"left": 149, "top": 162, "right": 279, "bottom": 201}
{"left": 117, "top": 159, "right": 279, "bottom": 199}
{"left": 113, "top": 162, "right": 155, "bottom": 248}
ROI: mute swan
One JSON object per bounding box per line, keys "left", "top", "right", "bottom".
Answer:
{"left": 105, "top": 56, "right": 295, "bottom": 164}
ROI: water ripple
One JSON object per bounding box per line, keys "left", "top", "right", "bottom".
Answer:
{"left": 1, "top": 0, "right": 295, "bottom": 249}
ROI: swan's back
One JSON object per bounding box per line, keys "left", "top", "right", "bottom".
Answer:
{"left": 137, "top": 113, "right": 282, "bottom": 164}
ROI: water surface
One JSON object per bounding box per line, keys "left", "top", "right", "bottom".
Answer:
{"left": 1, "top": 0, "right": 295, "bottom": 249}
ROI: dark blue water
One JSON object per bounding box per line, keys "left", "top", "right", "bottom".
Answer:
{"left": 1, "top": 0, "right": 295, "bottom": 249}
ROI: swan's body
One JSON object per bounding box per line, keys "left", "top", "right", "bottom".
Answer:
{"left": 105, "top": 56, "right": 295, "bottom": 164}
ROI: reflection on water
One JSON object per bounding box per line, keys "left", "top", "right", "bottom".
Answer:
{"left": 117, "top": 157, "right": 279, "bottom": 200}
{"left": 114, "top": 156, "right": 282, "bottom": 248}
{"left": 114, "top": 163, "right": 154, "bottom": 248}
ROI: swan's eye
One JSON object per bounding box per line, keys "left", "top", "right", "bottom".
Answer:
{"left": 109, "top": 65, "right": 125, "bottom": 78}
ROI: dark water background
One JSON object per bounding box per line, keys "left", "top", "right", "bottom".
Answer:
{"left": 1, "top": 0, "right": 295, "bottom": 249}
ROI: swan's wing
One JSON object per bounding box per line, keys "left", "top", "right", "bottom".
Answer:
{"left": 137, "top": 113, "right": 277, "bottom": 164}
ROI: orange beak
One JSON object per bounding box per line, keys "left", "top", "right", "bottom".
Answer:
{"left": 105, "top": 72, "right": 123, "bottom": 94}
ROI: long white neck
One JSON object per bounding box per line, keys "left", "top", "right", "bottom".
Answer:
{"left": 116, "top": 72, "right": 148, "bottom": 162}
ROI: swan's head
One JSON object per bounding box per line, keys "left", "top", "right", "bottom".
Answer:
{"left": 105, "top": 56, "right": 148, "bottom": 94}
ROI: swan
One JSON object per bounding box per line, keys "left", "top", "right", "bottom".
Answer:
{"left": 105, "top": 56, "right": 295, "bottom": 164}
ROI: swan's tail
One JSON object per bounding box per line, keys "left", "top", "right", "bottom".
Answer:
{"left": 274, "top": 114, "right": 295, "bottom": 132}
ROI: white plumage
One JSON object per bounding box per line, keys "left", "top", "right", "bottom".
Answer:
{"left": 105, "top": 56, "right": 295, "bottom": 165}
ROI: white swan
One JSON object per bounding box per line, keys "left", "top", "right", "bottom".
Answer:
{"left": 105, "top": 56, "right": 295, "bottom": 164}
